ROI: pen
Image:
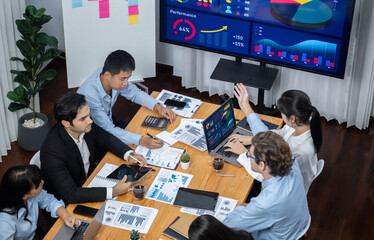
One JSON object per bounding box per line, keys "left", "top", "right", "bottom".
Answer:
{"left": 191, "top": 105, "right": 199, "bottom": 113}
{"left": 215, "top": 174, "right": 236, "bottom": 177}
{"left": 128, "top": 154, "right": 147, "bottom": 166}
{"left": 146, "top": 133, "right": 154, "bottom": 139}
{"left": 146, "top": 133, "right": 167, "bottom": 145}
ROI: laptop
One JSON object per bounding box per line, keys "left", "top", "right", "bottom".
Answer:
{"left": 53, "top": 201, "right": 107, "bottom": 240}
{"left": 203, "top": 99, "right": 252, "bottom": 167}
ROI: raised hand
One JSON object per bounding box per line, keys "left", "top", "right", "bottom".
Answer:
{"left": 234, "top": 83, "right": 254, "bottom": 117}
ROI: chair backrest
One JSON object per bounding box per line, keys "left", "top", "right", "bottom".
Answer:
{"left": 305, "top": 159, "right": 325, "bottom": 193}
{"left": 313, "top": 159, "right": 325, "bottom": 181}
{"left": 296, "top": 214, "right": 311, "bottom": 239}
{"left": 30, "top": 150, "right": 41, "bottom": 168}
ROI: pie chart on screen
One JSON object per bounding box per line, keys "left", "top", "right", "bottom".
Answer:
{"left": 270, "top": 0, "right": 332, "bottom": 29}
{"left": 221, "top": 111, "right": 231, "bottom": 122}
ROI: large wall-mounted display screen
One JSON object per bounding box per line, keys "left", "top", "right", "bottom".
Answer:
{"left": 160, "top": 0, "right": 356, "bottom": 79}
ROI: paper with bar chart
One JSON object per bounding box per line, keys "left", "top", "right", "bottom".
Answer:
{"left": 170, "top": 118, "right": 207, "bottom": 152}
{"left": 102, "top": 200, "right": 158, "bottom": 234}
{"left": 146, "top": 168, "right": 193, "bottom": 205}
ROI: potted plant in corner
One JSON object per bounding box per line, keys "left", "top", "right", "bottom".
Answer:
{"left": 7, "top": 5, "right": 64, "bottom": 151}
{"left": 129, "top": 229, "right": 141, "bottom": 240}
{"left": 180, "top": 153, "right": 190, "bottom": 170}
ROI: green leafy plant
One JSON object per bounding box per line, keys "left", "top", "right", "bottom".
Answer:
{"left": 180, "top": 153, "right": 190, "bottom": 163}
{"left": 6, "top": 5, "right": 64, "bottom": 123}
{"left": 129, "top": 229, "right": 140, "bottom": 240}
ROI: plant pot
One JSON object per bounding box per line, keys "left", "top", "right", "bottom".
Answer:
{"left": 18, "top": 112, "right": 50, "bottom": 151}
{"left": 180, "top": 160, "right": 190, "bottom": 170}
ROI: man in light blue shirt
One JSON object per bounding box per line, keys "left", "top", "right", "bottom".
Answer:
{"left": 78, "top": 50, "right": 176, "bottom": 149}
{"left": 223, "top": 131, "right": 310, "bottom": 240}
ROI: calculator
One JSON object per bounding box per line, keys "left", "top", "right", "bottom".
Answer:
{"left": 141, "top": 116, "right": 169, "bottom": 130}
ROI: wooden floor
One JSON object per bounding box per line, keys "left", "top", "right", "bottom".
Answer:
{"left": 1, "top": 59, "right": 374, "bottom": 239}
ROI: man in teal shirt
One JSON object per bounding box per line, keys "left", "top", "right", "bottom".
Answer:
{"left": 223, "top": 131, "right": 310, "bottom": 240}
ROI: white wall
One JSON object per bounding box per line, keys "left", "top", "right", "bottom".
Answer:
{"left": 27, "top": 0, "right": 155, "bottom": 88}
{"left": 62, "top": 0, "right": 155, "bottom": 88}
{"left": 26, "top": 0, "right": 65, "bottom": 51}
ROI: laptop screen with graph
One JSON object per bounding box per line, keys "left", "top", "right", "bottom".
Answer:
{"left": 203, "top": 99, "right": 236, "bottom": 152}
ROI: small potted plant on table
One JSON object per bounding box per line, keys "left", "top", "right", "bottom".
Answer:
{"left": 180, "top": 153, "right": 190, "bottom": 170}
{"left": 130, "top": 229, "right": 140, "bottom": 240}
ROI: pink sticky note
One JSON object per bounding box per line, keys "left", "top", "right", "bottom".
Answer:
{"left": 99, "top": 0, "right": 110, "bottom": 18}
{"left": 128, "top": 5, "right": 139, "bottom": 15}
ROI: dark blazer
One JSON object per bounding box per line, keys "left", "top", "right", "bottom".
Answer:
{"left": 40, "top": 122, "right": 132, "bottom": 204}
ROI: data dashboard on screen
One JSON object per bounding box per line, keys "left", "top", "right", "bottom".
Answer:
{"left": 160, "top": 0, "right": 356, "bottom": 78}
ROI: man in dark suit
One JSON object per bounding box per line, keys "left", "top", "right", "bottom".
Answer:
{"left": 40, "top": 93, "right": 147, "bottom": 204}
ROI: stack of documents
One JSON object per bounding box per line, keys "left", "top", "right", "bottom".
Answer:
{"left": 169, "top": 119, "right": 207, "bottom": 152}
{"left": 156, "top": 89, "right": 202, "bottom": 118}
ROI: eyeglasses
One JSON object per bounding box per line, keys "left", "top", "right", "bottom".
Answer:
{"left": 245, "top": 151, "right": 258, "bottom": 161}
{"left": 246, "top": 151, "right": 268, "bottom": 166}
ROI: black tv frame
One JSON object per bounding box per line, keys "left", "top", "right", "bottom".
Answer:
{"left": 159, "top": 0, "right": 356, "bottom": 79}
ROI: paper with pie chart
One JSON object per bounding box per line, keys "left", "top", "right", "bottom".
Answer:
{"left": 180, "top": 196, "right": 238, "bottom": 222}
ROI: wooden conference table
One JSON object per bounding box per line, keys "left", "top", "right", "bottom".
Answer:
{"left": 45, "top": 91, "right": 282, "bottom": 240}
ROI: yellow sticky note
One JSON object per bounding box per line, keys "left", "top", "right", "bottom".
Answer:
{"left": 129, "top": 15, "right": 138, "bottom": 24}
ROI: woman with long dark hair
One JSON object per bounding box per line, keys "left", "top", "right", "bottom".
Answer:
{"left": 188, "top": 215, "right": 252, "bottom": 240}
{"left": 0, "top": 165, "right": 80, "bottom": 240}
{"left": 224, "top": 83, "right": 323, "bottom": 191}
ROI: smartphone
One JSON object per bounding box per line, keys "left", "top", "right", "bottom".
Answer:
{"left": 164, "top": 99, "right": 186, "bottom": 108}
{"left": 73, "top": 205, "right": 98, "bottom": 218}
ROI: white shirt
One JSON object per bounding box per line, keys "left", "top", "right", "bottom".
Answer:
{"left": 247, "top": 113, "right": 318, "bottom": 192}
{"left": 273, "top": 125, "right": 317, "bottom": 191}
{"left": 68, "top": 133, "right": 125, "bottom": 199}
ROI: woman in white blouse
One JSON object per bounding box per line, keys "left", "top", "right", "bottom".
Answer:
{"left": 224, "top": 83, "right": 323, "bottom": 192}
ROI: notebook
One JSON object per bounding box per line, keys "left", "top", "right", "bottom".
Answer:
{"left": 162, "top": 216, "right": 189, "bottom": 240}
{"left": 87, "top": 163, "right": 120, "bottom": 188}
{"left": 203, "top": 99, "right": 251, "bottom": 167}
{"left": 53, "top": 201, "right": 107, "bottom": 240}
{"left": 169, "top": 214, "right": 196, "bottom": 238}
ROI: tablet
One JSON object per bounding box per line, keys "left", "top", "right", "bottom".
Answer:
{"left": 173, "top": 187, "right": 219, "bottom": 211}
{"left": 106, "top": 164, "right": 153, "bottom": 182}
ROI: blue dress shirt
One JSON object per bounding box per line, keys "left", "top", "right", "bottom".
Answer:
{"left": 77, "top": 68, "right": 158, "bottom": 145}
{"left": 0, "top": 189, "right": 64, "bottom": 240}
{"left": 247, "top": 113, "right": 269, "bottom": 135}
{"left": 223, "top": 161, "right": 309, "bottom": 240}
